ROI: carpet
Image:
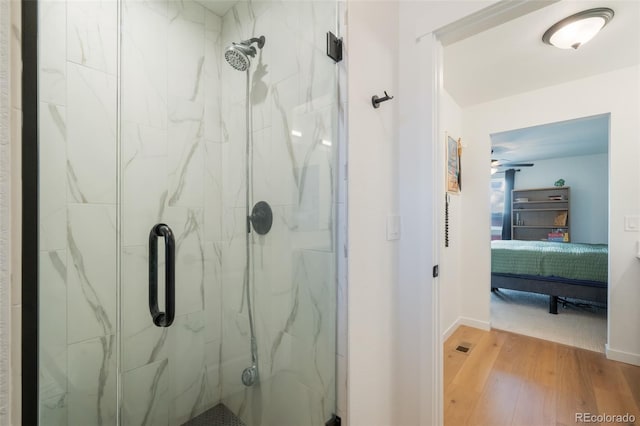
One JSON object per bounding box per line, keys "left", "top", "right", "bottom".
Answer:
{"left": 490, "top": 288, "right": 607, "bottom": 353}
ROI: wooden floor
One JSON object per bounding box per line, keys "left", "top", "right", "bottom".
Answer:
{"left": 444, "top": 326, "right": 640, "bottom": 426}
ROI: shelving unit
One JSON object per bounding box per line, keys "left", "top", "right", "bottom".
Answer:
{"left": 512, "top": 187, "right": 570, "bottom": 241}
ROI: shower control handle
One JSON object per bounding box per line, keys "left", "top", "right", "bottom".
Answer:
{"left": 149, "top": 223, "right": 175, "bottom": 327}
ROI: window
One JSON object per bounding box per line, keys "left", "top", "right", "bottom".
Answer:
{"left": 491, "top": 178, "right": 505, "bottom": 240}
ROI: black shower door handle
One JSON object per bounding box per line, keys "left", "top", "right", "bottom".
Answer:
{"left": 149, "top": 223, "right": 175, "bottom": 327}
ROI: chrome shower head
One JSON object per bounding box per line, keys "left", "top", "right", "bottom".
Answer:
{"left": 225, "top": 46, "right": 251, "bottom": 71}
{"left": 224, "top": 36, "right": 266, "bottom": 71}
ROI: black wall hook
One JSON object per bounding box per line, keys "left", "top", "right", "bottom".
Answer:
{"left": 372, "top": 91, "right": 394, "bottom": 108}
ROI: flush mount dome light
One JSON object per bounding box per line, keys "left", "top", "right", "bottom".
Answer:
{"left": 542, "top": 8, "right": 614, "bottom": 50}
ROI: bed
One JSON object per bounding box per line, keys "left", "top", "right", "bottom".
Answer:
{"left": 491, "top": 240, "right": 608, "bottom": 314}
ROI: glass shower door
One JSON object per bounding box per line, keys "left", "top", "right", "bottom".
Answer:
{"left": 119, "top": 0, "right": 339, "bottom": 425}
{"left": 119, "top": 0, "right": 212, "bottom": 424}
{"left": 36, "top": 0, "right": 339, "bottom": 424}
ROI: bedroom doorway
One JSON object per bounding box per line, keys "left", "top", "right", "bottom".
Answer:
{"left": 437, "top": 0, "right": 638, "bottom": 357}
{"left": 488, "top": 115, "right": 610, "bottom": 353}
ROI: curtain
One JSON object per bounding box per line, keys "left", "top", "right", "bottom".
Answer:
{"left": 501, "top": 169, "right": 515, "bottom": 240}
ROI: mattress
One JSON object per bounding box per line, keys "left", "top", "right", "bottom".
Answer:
{"left": 491, "top": 240, "right": 608, "bottom": 283}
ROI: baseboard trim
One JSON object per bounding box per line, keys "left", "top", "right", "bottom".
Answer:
{"left": 442, "top": 317, "right": 491, "bottom": 343}
{"left": 605, "top": 344, "right": 640, "bottom": 366}
{"left": 458, "top": 316, "right": 491, "bottom": 331}
{"left": 442, "top": 320, "right": 459, "bottom": 343}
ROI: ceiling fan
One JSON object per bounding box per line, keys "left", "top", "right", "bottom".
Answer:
{"left": 491, "top": 160, "right": 534, "bottom": 175}
{"left": 491, "top": 159, "right": 534, "bottom": 168}
{"left": 490, "top": 149, "right": 534, "bottom": 171}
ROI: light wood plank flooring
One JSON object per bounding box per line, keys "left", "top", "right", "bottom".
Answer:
{"left": 444, "top": 326, "right": 640, "bottom": 426}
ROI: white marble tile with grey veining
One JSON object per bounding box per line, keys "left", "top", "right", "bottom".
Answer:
{"left": 167, "top": 99, "right": 205, "bottom": 208}
{"left": 249, "top": 127, "right": 271, "bottom": 208}
{"left": 219, "top": 354, "right": 251, "bottom": 410}
{"left": 122, "top": 154, "right": 168, "bottom": 247}
{"left": 268, "top": 75, "right": 302, "bottom": 205}
{"left": 67, "top": 335, "right": 117, "bottom": 426}
{"left": 168, "top": 1, "right": 205, "bottom": 105}
{"left": 220, "top": 103, "right": 248, "bottom": 208}
{"left": 122, "top": 120, "right": 168, "bottom": 164}
{"left": 204, "top": 10, "right": 223, "bottom": 144}
{"left": 121, "top": 0, "right": 169, "bottom": 129}
{"left": 255, "top": 249, "right": 336, "bottom": 423}
{"left": 39, "top": 102, "right": 67, "bottom": 251}
{"left": 262, "top": 371, "right": 327, "bottom": 426}
{"left": 299, "top": 1, "right": 336, "bottom": 53}
{"left": 289, "top": 250, "right": 336, "bottom": 393}
{"left": 164, "top": 207, "right": 205, "bottom": 316}
{"left": 66, "top": 0, "right": 117, "bottom": 75}
{"left": 122, "top": 358, "right": 170, "bottom": 426}
{"left": 204, "top": 242, "right": 223, "bottom": 344}
{"left": 204, "top": 142, "right": 223, "bottom": 243}
{"left": 66, "top": 63, "right": 117, "bottom": 204}
{"left": 39, "top": 250, "right": 67, "bottom": 403}
{"left": 204, "top": 340, "right": 222, "bottom": 406}
{"left": 220, "top": 302, "right": 251, "bottom": 371}
{"left": 171, "top": 311, "right": 207, "bottom": 425}
{"left": 298, "top": 44, "right": 336, "bottom": 112}
{"left": 40, "top": 393, "right": 68, "bottom": 426}
{"left": 244, "top": 6, "right": 273, "bottom": 132}
{"left": 66, "top": 204, "right": 117, "bottom": 344}
{"left": 121, "top": 245, "right": 170, "bottom": 372}
{"left": 38, "top": 0, "right": 66, "bottom": 106}
{"left": 263, "top": 6, "right": 302, "bottom": 86}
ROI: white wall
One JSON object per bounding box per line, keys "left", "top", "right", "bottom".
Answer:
{"left": 515, "top": 153, "right": 608, "bottom": 244}
{"left": 347, "top": 2, "right": 399, "bottom": 425}
{"left": 347, "top": 2, "right": 494, "bottom": 425}
{"left": 460, "top": 66, "right": 640, "bottom": 365}
{"left": 395, "top": 2, "right": 495, "bottom": 426}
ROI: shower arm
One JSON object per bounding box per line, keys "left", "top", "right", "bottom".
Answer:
{"left": 245, "top": 36, "right": 266, "bottom": 49}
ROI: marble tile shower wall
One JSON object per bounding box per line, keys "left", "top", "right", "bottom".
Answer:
{"left": 38, "top": 0, "right": 119, "bottom": 424}
{"left": 38, "top": 0, "right": 341, "bottom": 425}
{"left": 217, "top": 1, "right": 339, "bottom": 425}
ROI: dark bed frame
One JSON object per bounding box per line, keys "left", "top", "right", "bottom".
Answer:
{"left": 491, "top": 273, "right": 608, "bottom": 314}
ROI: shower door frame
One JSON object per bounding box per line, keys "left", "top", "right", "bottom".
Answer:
{"left": 22, "top": 0, "right": 40, "bottom": 423}
{"left": 21, "top": 1, "right": 346, "bottom": 424}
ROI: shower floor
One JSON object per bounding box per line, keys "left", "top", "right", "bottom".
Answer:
{"left": 182, "top": 403, "right": 246, "bottom": 426}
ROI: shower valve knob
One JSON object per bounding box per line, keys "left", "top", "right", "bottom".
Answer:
{"left": 248, "top": 201, "right": 273, "bottom": 235}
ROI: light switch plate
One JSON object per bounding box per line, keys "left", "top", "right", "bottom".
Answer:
{"left": 625, "top": 215, "right": 640, "bottom": 232}
{"left": 387, "top": 215, "right": 401, "bottom": 241}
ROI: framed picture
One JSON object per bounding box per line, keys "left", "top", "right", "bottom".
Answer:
{"left": 446, "top": 134, "right": 461, "bottom": 194}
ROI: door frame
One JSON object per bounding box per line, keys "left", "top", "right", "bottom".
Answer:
{"left": 21, "top": 0, "right": 39, "bottom": 423}
{"left": 410, "top": 2, "right": 553, "bottom": 424}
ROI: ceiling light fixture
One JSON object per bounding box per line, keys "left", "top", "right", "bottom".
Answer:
{"left": 542, "top": 7, "right": 614, "bottom": 50}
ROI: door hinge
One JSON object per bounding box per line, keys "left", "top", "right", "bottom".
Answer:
{"left": 433, "top": 265, "right": 439, "bottom": 278}
{"left": 326, "top": 31, "right": 343, "bottom": 63}
{"left": 325, "top": 414, "right": 342, "bottom": 426}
